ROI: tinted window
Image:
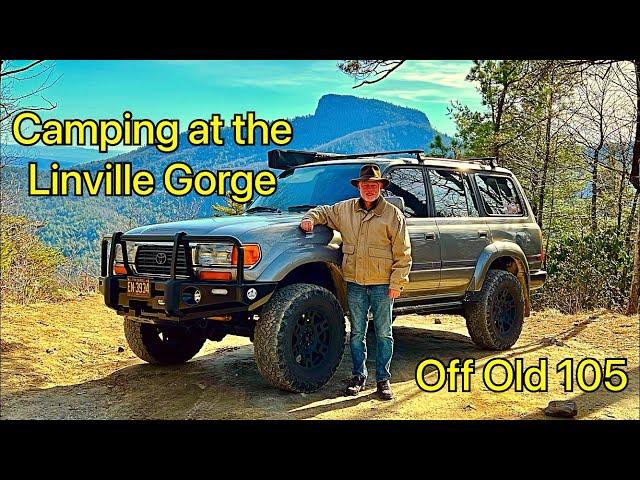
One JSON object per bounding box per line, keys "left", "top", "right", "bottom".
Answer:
{"left": 429, "top": 169, "right": 478, "bottom": 218}
{"left": 476, "top": 175, "right": 524, "bottom": 215}
{"left": 382, "top": 167, "right": 427, "bottom": 217}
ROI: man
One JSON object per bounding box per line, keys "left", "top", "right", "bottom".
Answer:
{"left": 299, "top": 164, "right": 412, "bottom": 400}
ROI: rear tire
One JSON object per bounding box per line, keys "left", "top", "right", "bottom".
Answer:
{"left": 254, "top": 283, "right": 347, "bottom": 393}
{"left": 124, "top": 318, "right": 205, "bottom": 364}
{"left": 464, "top": 270, "right": 525, "bottom": 350}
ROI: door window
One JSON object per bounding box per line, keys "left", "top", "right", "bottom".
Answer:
{"left": 429, "top": 169, "right": 478, "bottom": 218}
{"left": 382, "top": 167, "right": 428, "bottom": 217}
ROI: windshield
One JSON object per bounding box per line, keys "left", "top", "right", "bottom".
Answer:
{"left": 249, "top": 164, "right": 366, "bottom": 212}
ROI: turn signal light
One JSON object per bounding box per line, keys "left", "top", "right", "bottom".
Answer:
{"left": 231, "top": 244, "right": 261, "bottom": 266}
{"left": 113, "top": 264, "right": 127, "bottom": 275}
{"left": 198, "top": 270, "right": 232, "bottom": 281}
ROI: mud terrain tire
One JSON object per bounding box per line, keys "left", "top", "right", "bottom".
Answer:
{"left": 254, "top": 283, "right": 347, "bottom": 393}
{"left": 464, "top": 270, "right": 525, "bottom": 350}
{"left": 124, "top": 318, "right": 205, "bottom": 364}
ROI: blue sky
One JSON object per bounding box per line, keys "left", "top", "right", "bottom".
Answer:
{"left": 5, "top": 60, "right": 483, "bottom": 150}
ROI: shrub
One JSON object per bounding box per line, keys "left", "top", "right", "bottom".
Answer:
{"left": 533, "top": 226, "right": 634, "bottom": 313}
{"left": 0, "top": 215, "right": 66, "bottom": 304}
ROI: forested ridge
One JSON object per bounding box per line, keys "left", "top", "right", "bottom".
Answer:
{"left": 1, "top": 60, "right": 638, "bottom": 314}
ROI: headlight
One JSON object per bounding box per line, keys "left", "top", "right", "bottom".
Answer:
{"left": 114, "top": 242, "right": 137, "bottom": 264}
{"left": 194, "top": 244, "right": 234, "bottom": 266}
{"left": 194, "top": 243, "right": 261, "bottom": 267}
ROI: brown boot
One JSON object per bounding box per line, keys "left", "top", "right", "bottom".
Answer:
{"left": 376, "top": 380, "right": 394, "bottom": 400}
{"left": 345, "top": 376, "right": 366, "bottom": 396}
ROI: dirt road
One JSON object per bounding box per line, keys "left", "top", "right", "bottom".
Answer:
{"left": 1, "top": 295, "right": 638, "bottom": 419}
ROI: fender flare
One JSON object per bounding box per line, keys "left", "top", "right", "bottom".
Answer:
{"left": 257, "top": 244, "right": 348, "bottom": 311}
{"left": 467, "top": 241, "right": 530, "bottom": 293}
{"left": 259, "top": 244, "right": 342, "bottom": 282}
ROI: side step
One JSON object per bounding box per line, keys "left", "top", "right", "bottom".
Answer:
{"left": 392, "top": 301, "right": 463, "bottom": 316}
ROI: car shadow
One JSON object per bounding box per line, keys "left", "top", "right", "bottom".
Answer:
{"left": 2, "top": 323, "right": 490, "bottom": 419}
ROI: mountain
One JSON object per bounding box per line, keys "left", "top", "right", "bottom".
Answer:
{"left": 6, "top": 94, "right": 449, "bottom": 269}
{"left": 85, "top": 94, "right": 446, "bottom": 173}
{"left": 2, "top": 144, "right": 127, "bottom": 168}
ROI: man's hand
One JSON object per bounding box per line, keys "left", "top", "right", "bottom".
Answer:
{"left": 388, "top": 288, "right": 401, "bottom": 299}
{"left": 300, "top": 219, "right": 314, "bottom": 232}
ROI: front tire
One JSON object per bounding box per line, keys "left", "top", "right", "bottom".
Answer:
{"left": 124, "top": 318, "right": 205, "bottom": 364}
{"left": 253, "top": 283, "right": 347, "bottom": 393}
{"left": 464, "top": 270, "right": 525, "bottom": 350}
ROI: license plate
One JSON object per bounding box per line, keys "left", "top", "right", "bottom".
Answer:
{"left": 127, "top": 276, "right": 151, "bottom": 299}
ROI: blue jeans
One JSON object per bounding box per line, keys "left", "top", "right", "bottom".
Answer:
{"left": 346, "top": 281, "right": 394, "bottom": 383}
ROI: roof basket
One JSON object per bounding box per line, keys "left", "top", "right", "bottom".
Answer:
{"left": 268, "top": 149, "right": 424, "bottom": 169}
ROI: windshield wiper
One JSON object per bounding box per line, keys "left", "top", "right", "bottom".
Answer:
{"left": 287, "top": 204, "right": 318, "bottom": 212}
{"left": 245, "top": 206, "right": 282, "bottom": 214}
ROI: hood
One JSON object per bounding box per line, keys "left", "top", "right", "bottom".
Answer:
{"left": 125, "top": 213, "right": 304, "bottom": 237}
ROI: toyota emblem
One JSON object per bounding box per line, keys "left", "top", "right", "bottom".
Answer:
{"left": 155, "top": 252, "right": 167, "bottom": 265}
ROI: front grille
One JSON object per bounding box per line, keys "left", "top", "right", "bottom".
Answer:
{"left": 135, "top": 245, "right": 189, "bottom": 276}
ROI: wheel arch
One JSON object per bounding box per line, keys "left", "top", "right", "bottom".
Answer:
{"left": 276, "top": 261, "right": 347, "bottom": 313}
{"left": 467, "top": 242, "right": 531, "bottom": 317}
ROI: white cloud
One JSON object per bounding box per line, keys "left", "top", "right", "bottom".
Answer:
{"left": 394, "top": 61, "right": 473, "bottom": 88}
{"left": 374, "top": 88, "right": 447, "bottom": 101}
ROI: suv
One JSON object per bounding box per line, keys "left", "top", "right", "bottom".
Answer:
{"left": 99, "top": 149, "right": 546, "bottom": 393}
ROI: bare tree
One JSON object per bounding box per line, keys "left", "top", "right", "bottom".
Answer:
{"left": 628, "top": 60, "right": 640, "bottom": 314}
{"left": 338, "top": 60, "right": 405, "bottom": 88}
{"left": 568, "top": 64, "right": 631, "bottom": 231}
{"left": 1, "top": 60, "right": 60, "bottom": 213}
{"left": 0, "top": 60, "right": 60, "bottom": 137}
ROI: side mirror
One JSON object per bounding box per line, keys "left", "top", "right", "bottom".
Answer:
{"left": 385, "top": 196, "right": 405, "bottom": 213}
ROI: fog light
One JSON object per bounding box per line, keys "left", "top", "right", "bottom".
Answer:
{"left": 247, "top": 288, "right": 257, "bottom": 300}
{"left": 182, "top": 287, "right": 202, "bottom": 305}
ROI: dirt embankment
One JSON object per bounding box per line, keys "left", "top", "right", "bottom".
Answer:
{"left": 1, "top": 294, "right": 638, "bottom": 420}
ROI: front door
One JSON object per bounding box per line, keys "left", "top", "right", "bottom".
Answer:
{"left": 383, "top": 166, "right": 440, "bottom": 296}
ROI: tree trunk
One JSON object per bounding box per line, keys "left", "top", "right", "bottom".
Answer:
{"left": 617, "top": 166, "right": 626, "bottom": 229}
{"left": 591, "top": 151, "right": 599, "bottom": 232}
{"left": 493, "top": 86, "right": 507, "bottom": 160}
{"left": 629, "top": 60, "right": 640, "bottom": 191}
{"left": 537, "top": 89, "right": 554, "bottom": 228}
{"left": 626, "top": 60, "right": 640, "bottom": 315}
{"left": 627, "top": 214, "right": 640, "bottom": 315}
{"left": 627, "top": 191, "right": 639, "bottom": 248}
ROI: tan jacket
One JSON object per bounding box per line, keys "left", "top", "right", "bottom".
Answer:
{"left": 302, "top": 197, "right": 412, "bottom": 291}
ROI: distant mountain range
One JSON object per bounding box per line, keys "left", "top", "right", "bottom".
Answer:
{"left": 6, "top": 94, "right": 450, "bottom": 268}
{"left": 2, "top": 145, "right": 128, "bottom": 168}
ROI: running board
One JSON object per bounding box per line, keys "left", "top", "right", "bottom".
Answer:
{"left": 392, "top": 301, "right": 463, "bottom": 316}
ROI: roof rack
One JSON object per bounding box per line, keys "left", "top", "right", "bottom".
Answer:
{"left": 461, "top": 156, "right": 498, "bottom": 168}
{"left": 267, "top": 149, "right": 498, "bottom": 170}
{"left": 268, "top": 149, "right": 424, "bottom": 169}
{"left": 415, "top": 153, "right": 497, "bottom": 169}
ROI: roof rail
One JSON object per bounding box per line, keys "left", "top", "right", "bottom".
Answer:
{"left": 268, "top": 149, "right": 424, "bottom": 169}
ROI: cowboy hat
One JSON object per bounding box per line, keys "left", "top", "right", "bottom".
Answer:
{"left": 350, "top": 163, "right": 390, "bottom": 188}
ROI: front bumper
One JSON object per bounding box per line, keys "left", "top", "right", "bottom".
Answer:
{"left": 529, "top": 270, "right": 547, "bottom": 290}
{"left": 99, "top": 275, "right": 277, "bottom": 322}
{"left": 100, "top": 231, "right": 277, "bottom": 322}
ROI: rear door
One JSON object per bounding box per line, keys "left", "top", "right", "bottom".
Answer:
{"left": 427, "top": 168, "right": 490, "bottom": 297}
{"left": 382, "top": 166, "right": 440, "bottom": 296}
{"left": 472, "top": 173, "right": 542, "bottom": 266}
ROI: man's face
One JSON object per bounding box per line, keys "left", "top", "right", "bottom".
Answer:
{"left": 358, "top": 180, "right": 383, "bottom": 203}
